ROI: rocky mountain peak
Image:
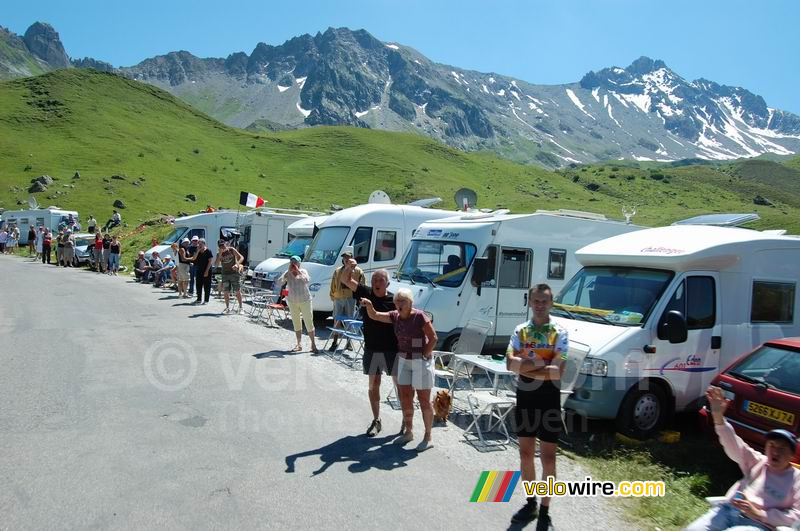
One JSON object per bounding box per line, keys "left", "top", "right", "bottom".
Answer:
{"left": 625, "top": 56, "right": 668, "bottom": 76}
{"left": 23, "top": 22, "right": 70, "bottom": 69}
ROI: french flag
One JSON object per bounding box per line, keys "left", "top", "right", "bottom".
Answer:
{"left": 239, "top": 191, "right": 266, "bottom": 208}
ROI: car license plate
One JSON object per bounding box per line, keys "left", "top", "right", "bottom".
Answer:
{"left": 743, "top": 400, "right": 795, "bottom": 426}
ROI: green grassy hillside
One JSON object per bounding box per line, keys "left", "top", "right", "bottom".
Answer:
{"left": 1, "top": 69, "right": 798, "bottom": 247}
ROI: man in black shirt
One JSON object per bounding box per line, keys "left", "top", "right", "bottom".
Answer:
{"left": 192, "top": 238, "right": 214, "bottom": 304}
{"left": 339, "top": 260, "right": 399, "bottom": 437}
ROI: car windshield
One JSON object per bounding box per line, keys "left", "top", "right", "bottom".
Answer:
{"left": 554, "top": 267, "right": 673, "bottom": 326}
{"left": 75, "top": 237, "right": 93, "bottom": 247}
{"left": 727, "top": 345, "right": 800, "bottom": 395}
{"left": 276, "top": 236, "right": 312, "bottom": 258}
{"left": 161, "top": 227, "right": 187, "bottom": 245}
{"left": 396, "top": 240, "right": 477, "bottom": 288}
{"left": 305, "top": 227, "right": 349, "bottom": 266}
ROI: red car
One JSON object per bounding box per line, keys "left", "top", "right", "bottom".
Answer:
{"left": 701, "top": 338, "right": 800, "bottom": 465}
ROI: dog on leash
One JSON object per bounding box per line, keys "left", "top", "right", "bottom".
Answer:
{"left": 433, "top": 390, "right": 452, "bottom": 423}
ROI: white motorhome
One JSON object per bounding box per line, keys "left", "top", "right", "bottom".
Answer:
{"left": 553, "top": 222, "right": 800, "bottom": 438}
{"left": 237, "top": 209, "right": 322, "bottom": 269}
{"left": 145, "top": 211, "right": 249, "bottom": 259}
{"left": 251, "top": 215, "right": 329, "bottom": 290}
{"left": 301, "top": 203, "right": 456, "bottom": 312}
{"left": 391, "top": 210, "right": 643, "bottom": 350}
{"left": 2, "top": 207, "right": 79, "bottom": 243}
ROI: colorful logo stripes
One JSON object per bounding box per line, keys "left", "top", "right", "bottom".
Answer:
{"left": 470, "top": 471, "right": 521, "bottom": 502}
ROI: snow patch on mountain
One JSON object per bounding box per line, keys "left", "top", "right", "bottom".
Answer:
{"left": 565, "top": 88, "right": 595, "bottom": 120}
{"left": 385, "top": 44, "right": 399, "bottom": 50}
{"left": 296, "top": 102, "right": 311, "bottom": 117}
{"left": 278, "top": 84, "right": 291, "bottom": 93}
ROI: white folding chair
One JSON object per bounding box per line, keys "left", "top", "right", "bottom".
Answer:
{"left": 433, "top": 318, "right": 494, "bottom": 393}
{"left": 463, "top": 390, "right": 515, "bottom": 449}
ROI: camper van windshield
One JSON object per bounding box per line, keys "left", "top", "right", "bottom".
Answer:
{"left": 306, "top": 227, "right": 349, "bottom": 265}
{"left": 276, "top": 236, "right": 312, "bottom": 258}
{"left": 397, "top": 240, "right": 477, "bottom": 288}
{"left": 553, "top": 267, "right": 673, "bottom": 326}
{"left": 161, "top": 228, "right": 187, "bottom": 245}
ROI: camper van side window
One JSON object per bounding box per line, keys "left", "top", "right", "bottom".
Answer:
{"left": 498, "top": 248, "right": 532, "bottom": 289}
{"left": 548, "top": 249, "right": 566, "bottom": 280}
{"left": 662, "top": 277, "right": 716, "bottom": 329}
{"left": 351, "top": 227, "right": 373, "bottom": 263}
{"left": 751, "top": 281, "right": 795, "bottom": 323}
{"left": 373, "top": 231, "right": 396, "bottom": 261}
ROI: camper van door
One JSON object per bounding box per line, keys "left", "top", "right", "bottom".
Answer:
{"left": 493, "top": 246, "right": 533, "bottom": 342}
{"left": 650, "top": 272, "right": 722, "bottom": 410}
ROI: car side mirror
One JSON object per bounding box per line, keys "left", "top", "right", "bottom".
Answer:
{"left": 472, "top": 257, "right": 489, "bottom": 296}
{"left": 658, "top": 310, "right": 688, "bottom": 344}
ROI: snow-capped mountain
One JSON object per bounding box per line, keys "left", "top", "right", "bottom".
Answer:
{"left": 3, "top": 23, "right": 799, "bottom": 167}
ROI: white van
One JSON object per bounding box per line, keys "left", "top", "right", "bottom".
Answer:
{"left": 251, "top": 215, "right": 329, "bottom": 290}
{"left": 301, "top": 204, "right": 456, "bottom": 312}
{"left": 554, "top": 223, "right": 800, "bottom": 437}
{"left": 145, "top": 211, "right": 251, "bottom": 259}
{"left": 391, "top": 210, "right": 643, "bottom": 350}
{"left": 2, "top": 207, "right": 79, "bottom": 243}
{"left": 237, "top": 209, "right": 321, "bottom": 269}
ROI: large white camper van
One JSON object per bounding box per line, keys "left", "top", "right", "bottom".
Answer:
{"left": 301, "top": 204, "right": 456, "bottom": 312}
{"left": 251, "top": 215, "right": 329, "bottom": 290}
{"left": 391, "top": 210, "right": 643, "bottom": 350}
{"left": 553, "top": 221, "right": 800, "bottom": 437}
{"left": 2, "top": 207, "right": 79, "bottom": 243}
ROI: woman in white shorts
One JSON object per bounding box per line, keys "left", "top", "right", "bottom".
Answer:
{"left": 361, "top": 288, "right": 438, "bottom": 451}
{"left": 176, "top": 239, "right": 192, "bottom": 298}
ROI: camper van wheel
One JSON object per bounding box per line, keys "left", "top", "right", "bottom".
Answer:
{"left": 443, "top": 334, "right": 460, "bottom": 353}
{"left": 616, "top": 384, "right": 667, "bottom": 439}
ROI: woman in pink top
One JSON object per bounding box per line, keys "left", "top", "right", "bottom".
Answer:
{"left": 686, "top": 386, "right": 800, "bottom": 530}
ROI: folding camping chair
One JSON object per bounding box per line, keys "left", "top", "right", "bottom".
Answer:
{"left": 432, "top": 318, "right": 494, "bottom": 393}
{"left": 265, "top": 289, "right": 290, "bottom": 324}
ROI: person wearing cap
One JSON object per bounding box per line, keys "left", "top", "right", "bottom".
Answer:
{"left": 688, "top": 386, "right": 800, "bottom": 530}
{"left": 328, "top": 251, "right": 365, "bottom": 352}
{"left": 187, "top": 235, "right": 199, "bottom": 296}
{"left": 278, "top": 256, "right": 319, "bottom": 353}
{"left": 214, "top": 239, "right": 245, "bottom": 313}
{"left": 176, "top": 238, "right": 192, "bottom": 298}
{"left": 154, "top": 255, "right": 176, "bottom": 287}
{"left": 134, "top": 251, "right": 150, "bottom": 282}
{"left": 191, "top": 238, "right": 213, "bottom": 304}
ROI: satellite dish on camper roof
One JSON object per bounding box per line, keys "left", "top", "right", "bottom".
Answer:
{"left": 454, "top": 188, "right": 478, "bottom": 211}
{"left": 368, "top": 190, "right": 391, "bottom": 205}
{"left": 28, "top": 195, "right": 40, "bottom": 210}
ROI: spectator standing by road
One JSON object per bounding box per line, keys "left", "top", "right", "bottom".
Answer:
{"left": 278, "top": 256, "right": 319, "bottom": 353}
{"left": 93, "top": 232, "right": 104, "bottom": 272}
{"left": 41, "top": 230, "right": 52, "bottom": 264}
{"left": 328, "top": 251, "right": 364, "bottom": 352}
{"left": 27, "top": 226, "right": 36, "bottom": 256}
{"left": 215, "top": 239, "right": 244, "bottom": 314}
{"left": 192, "top": 239, "right": 213, "bottom": 304}
{"left": 339, "top": 261, "right": 399, "bottom": 437}
{"left": 102, "top": 233, "right": 112, "bottom": 272}
{"left": 55, "top": 230, "right": 64, "bottom": 265}
{"left": 34, "top": 226, "right": 44, "bottom": 260}
{"left": 0, "top": 227, "right": 7, "bottom": 254}
{"left": 108, "top": 236, "right": 121, "bottom": 276}
{"left": 62, "top": 231, "right": 75, "bottom": 267}
{"left": 506, "top": 284, "right": 569, "bottom": 530}
{"left": 187, "top": 235, "right": 199, "bottom": 297}
{"left": 176, "top": 239, "right": 192, "bottom": 298}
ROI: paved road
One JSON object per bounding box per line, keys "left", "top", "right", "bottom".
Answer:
{"left": 0, "top": 256, "right": 629, "bottom": 530}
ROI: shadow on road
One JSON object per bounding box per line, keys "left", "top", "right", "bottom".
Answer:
{"left": 285, "top": 434, "right": 418, "bottom": 476}
{"left": 187, "top": 312, "right": 225, "bottom": 318}
{"left": 252, "top": 350, "right": 306, "bottom": 359}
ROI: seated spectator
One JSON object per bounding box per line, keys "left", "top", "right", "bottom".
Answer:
{"left": 147, "top": 252, "right": 164, "bottom": 285}
{"left": 134, "top": 251, "right": 150, "bottom": 282}
{"left": 687, "top": 386, "right": 800, "bottom": 530}
{"left": 103, "top": 210, "right": 122, "bottom": 232}
{"left": 155, "top": 255, "right": 175, "bottom": 287}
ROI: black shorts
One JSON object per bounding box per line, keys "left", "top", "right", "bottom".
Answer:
{"left": 513, "top": 379, "right": 562, "bottom": 443}
{"left": 362, "top": 350, "right": 398, "bottom": 376}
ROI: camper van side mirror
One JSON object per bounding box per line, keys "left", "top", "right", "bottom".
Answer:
{"left": 659, "top": 310, "right": 688, "bottom": 344}
{"left": 472, "top": 257, "right": 489, "bottom": 296}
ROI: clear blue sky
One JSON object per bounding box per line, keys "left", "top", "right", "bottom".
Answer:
{"left": 5, "top": 0, "right": 799, "bottom": 114}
